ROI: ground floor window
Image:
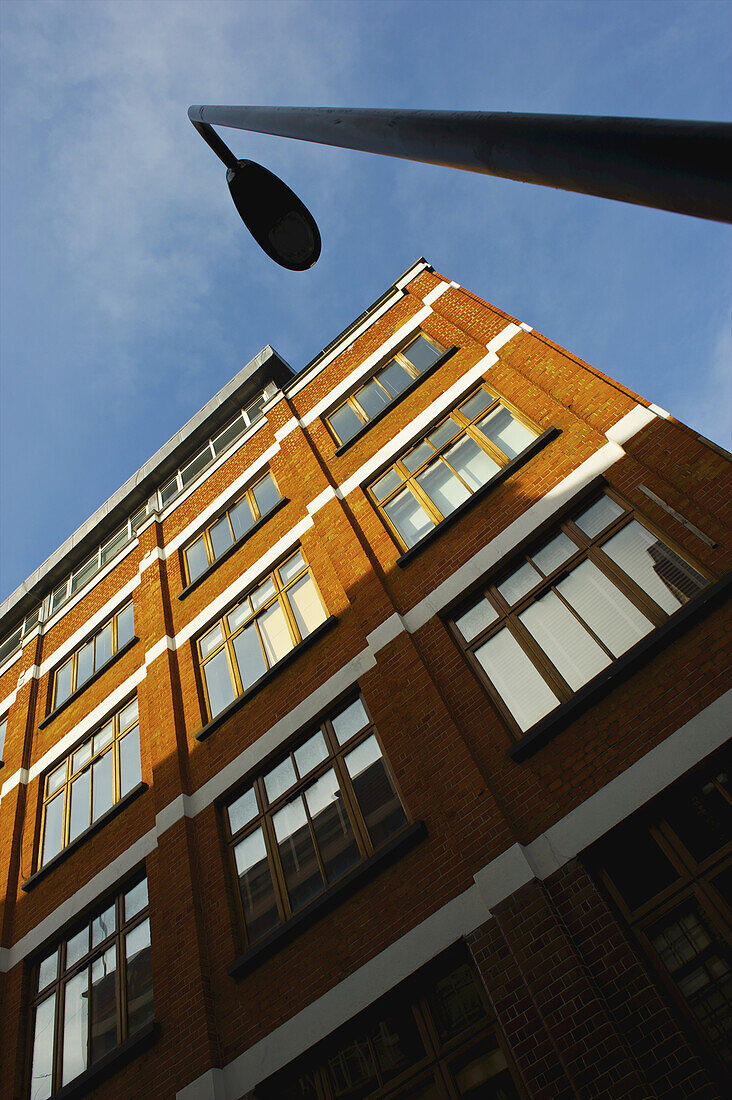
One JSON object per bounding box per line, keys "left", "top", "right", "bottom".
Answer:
{"left": 256, "top": 948, "right": 521, "bottom": 1099}
{"left": 588, "top": 749, "right": 732, "bottom": 1070}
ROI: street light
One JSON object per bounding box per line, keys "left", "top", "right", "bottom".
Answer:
{"left": 190, "top": 117, "right": 321, "bottom": 270}
{"left": 189, "top": 105, "right": 732, "bottom": 268}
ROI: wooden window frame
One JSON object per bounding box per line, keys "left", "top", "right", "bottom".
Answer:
{"left": 27, "top": 874, "right": 152, "bottom": 1099}
{"left": 449, "top": 489, "right": 714, "bottom": 741}
{"left": 52, "top": 604, "right": 134, "bottom": 711}
{"left": 39, "top": 699, "right": 141, "bottom": 869}
{"left": 182, "top": 471, "right": 281, "bottom": 585}
{"left": 325, "top": 333, "right": 446, "bottom": 446}
{"left": 0, "top": 713, "right": 7, "bottom": 765}
{"left": 368, "top": 384, "right": 541, "bottom": 553}
{"left": 197, "top": 549, "right": 327, "bottom": 721}
{"left": 224, "top": 695, "right": 410, "bottom": 952}
{"left": 589, "top": 758, "right": 732, "bottom": 1074}
{"left": 256, "top": 949, "right": 523, "bottom": 1100}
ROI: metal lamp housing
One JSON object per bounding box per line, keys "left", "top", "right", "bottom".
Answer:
{"left": 226, "top": 159, "right": 321, "bottom": 270}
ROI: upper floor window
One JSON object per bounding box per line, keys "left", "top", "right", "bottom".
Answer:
{"left": 369, "top": 385, "right": 539, "bottom": 551}
{"left": 0, "top": 606, "right": 42, "bottom": 666}
{"left": 53, "top": 603, "right": 135, "bottom": 710}
{"left": 590, "top": 760, "right": 731, "bottom": 1069}
{"left": 326, "top": 334, "right": 445, "bottom": 446}
{"left": 183, "top": 471, "right": 282, "bottom": 584}
{"left": 451, "top": 492, "right": 710, "bottom": 737}
{"left": 29, "top": 876, "right": 153, "bottom": 1099}
{"left": 197, "top": 550, "right": 328, "bottom": 719}
{"left": 0, "top": 714, "right": 7, "bottom": 761}
{"left": 40, "top": 698, "right": 141, "bottom": 867}
{"left": 224, "top": 696, "right": 408, "bottom": 949}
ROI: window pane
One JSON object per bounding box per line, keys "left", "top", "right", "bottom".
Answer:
{"left": 601, "top": 521, "right": 707, "bottom": 615}
{"left": 125, "top": 918, "right": 154, "bottom": 1036}
{"left": 227, "top": 600, "right": 252, "bottom": 632}
{"left": 357, "top": 378, "right": 392, "bottom": 418}
{"left": 95, "top": 622, "right": 112, "bottom": 668}
{"left": 77, "top": 639, "right": 95, "bottom": 687}
{"left": 119, "top": 729, "right": 140, "bottom": 797}
{"left": 602, "top": 822, "right": 679, "bottom": 909}
{"left": 378, "top": 360, "right": 412, "bottom": 397}
{"left": 532, "top": 532, "right": 576, "bottom": 576}
{"left": 180, "top": 446, "right": 211, "bottom": 487}
{"left": 48, "top": 762, "right": 67, "bottom": 796}
{"left": 332, "top": 698, "right": 370, "bottom": 745}
{"left": 69, "top": 770, "right": 91, "bottom": 842}
{"left": 280, "top": 551, "right": 306, "bottom": 582}
{"left": 90, "top": 946, "right": 117, "bottom": 1064}
{"left": 72, "top": 741, "right": 92, "bottom": 773}
{"left": 62, "top": 969, "right": 88, "bottom": 1085}
{"left": 259, "top": 602, "right": 293, "bottom": 665}
{"left": 38, "top": 950, "right": 58, "bottom": 992}
{"left": 477, "top": 406, "right": 536, "bottom": 459}
{"left": 558, "top": 561, "right": 653, "bottom": 657}
{"left": 264, "top": 756, "right": 298, "bottom": 803}
{"left": 520, "top": 591, "right": 611, "bottom": 690}
{"left": 229, "top": 496, "right": 255, "bottom": 540}
{"left": 574, "top": 495, "right": 624, "bottom": 537}
{"left": 234, "top": 827, "right": 281, "bottom": 942}
{"left": 30, "top": 992, "right": 56, "bottom": 1100}
{"left": 402, "top": 335, "right": 442, "bottom": 373}
{"left": 101, "top": 527, "right": 128, "bottom": 566}
{"left": 288, "top": 575, "right": 327, "bottom": 638}
{"left": 119, "top": 698, "right": 138, "bottom": 731}
{"left": 116, "top": 603, "right": 134, "bottom": 648}
{"left": 210, "top": 515, "right": 234, "bottom": 559}
{"left": 444, "top": 436, "right": 501, "bottom": 491}
{"left": 185, "top": 537, "right": 209, "bottom": 583}
{"left": 92, "top": 904, "right": 115, "bottom": 947}
{"left": 251, "top": 576, "right": 277, "bottom": 610}
{"left": 429, "top": 964, "right": 484, "bottom": 1041}
{"left": 71, "top": 556, "right": 98, "bottom": 595}
{"left": 497, "top": 562, "right": 541, "bottom": 606}
{"left": 92, "top": 750, "right": 115, "bottom": 820}
{"left": 371, "top": 468, "right": 403, "bottom": 501}
{"left": 427, "top": 416, "right": 461, "bottom": 450}
{"left": 66, "top": 926, "right": 89, "bottom": 970}
{"left": 664, "top": 776, "right": 732, "bottom": 863}
{"left": 454, "top": 599, "right": 499, "bottom": 642}
{"left": 304, "top": 769, "right": 360, "bottom": 881}
{"left": 328, "top": 1038, "right": 376, "bottom": 1096}
{"left": 402, "top": 440, "right": 434, "bottom": 473}
{"left": 294, "top": 731, "right": 329, "bottom": 776}
{"left": 203, "top": 649, "right": 237, "bottom": 716}
{"left": 459, "top": 389, "right": 494, "bottom": 421}
{"left": 329, "top": 403, "right": 363, "bottom": 444}
{"left": 212, "top": 413, "right": 246, "bottom": 455}
{"left": 228, "top": 786, "right": 258, "bottom": 835}
{"left": 345, "top": 735, "right": 407, "bottom": 847}
{"left": 42, "top": 792, "right": 65, "bottom": 865}
{"left": 417, "top": 458, "right": 472, "bottom": 516}
{"left": 159, "top": 477, "right": 178, "bottom": 507}
{"left": 384, "top": 488, "right": 435, "bottom": 548}
{"left": 252, "top": 472, "right": 280, "bottom": 517}
{"left": 124, "top": 879, "right": 149, "bottom": 921}
{"left": 232, "top": 622, "right": 268, "bottom": 691}
{"left": 273, "top": 797, "right": 324, "bottom": 912}
{"left": 475, "top": 628, "right": 560, "bottom": 731}
{"left": 56, "top": 659, "right": 73, "bottom": 706}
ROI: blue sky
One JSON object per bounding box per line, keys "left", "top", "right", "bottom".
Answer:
{"left": 1, "top": 0, "right": 730, "bottom": 604}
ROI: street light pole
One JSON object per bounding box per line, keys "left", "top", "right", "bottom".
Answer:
{"left": 189, "top": 105, "right": 732, "bottom": 224}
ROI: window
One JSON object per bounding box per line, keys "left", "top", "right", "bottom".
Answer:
{"left": 28, "top": 876, "right": 153, "bottom": 1099}
{"left": 197, "top": 550, "right": 328, "bottom": 719}
{"left": 183, "top": 471, "right": 282, "bottom": 584}
{"left": 0, "top": 607, "right": 42, "bottom": 666}
{"left": 52, "top": 604, "right": 135, "bottom": 710}
{"left": 257, "top": 951, "right": 520, "bottom": 1100}
{"left": 369, "top": 386, "right": 539, "bottom": 550}
{"left": 590, "top": 759, "right": 731, "bottom": 1068}
{"left": 225, "top": 697, "right": 408, "bottom": 948}
{"left": 40, "top": 699, "right": 141, "bottom": 867}
{"left": 0, "top": 714, "right": 7, "bottom": 761}
{"left": 452, "top": 492, "right": 710, "bottom": 736}
{"left": 326, "top": 334, "right": 445, "bottom": 446}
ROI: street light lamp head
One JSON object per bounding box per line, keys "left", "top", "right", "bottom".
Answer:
{"left": 225, "top": 159, "right": 321, "bottom": 270}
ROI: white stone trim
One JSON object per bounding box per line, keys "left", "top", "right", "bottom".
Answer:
{"left": 649, "top": 403, "right": 671, "bottom": 419}
{"left": 487, "top": 323, "right": 521, "bottom": 352}
{"left": 174, "top": 690, "right": 731, "bottom": 1098}
{"left": 366, "top": 614, "right": 407, "bottom": 656}
{"left": 605, "top": 404, "right": 656, "bottom": 444}
{"left": 301, "top": 306, "right": 434, "bottom": 428}
{"left": 422, "top": 281, "right": 451, "bottom": 306}
{"left": 307, "top": 487, "right": 338, "bottom": 516}
{"left": 274, "top": 418, "right": 300, "bottom": 442}
{"left": 139, "top": 546, "right": 165, "bottom": 571}
{"left": 395, "top": 259, "right": 432, "bottom": 290}
{"left": 145, "top": 636, "right": 176, "bottom": 666}
{"left": 1, "top": 766, "right": 28, "bottom": 801}
{"left": 156, "top": 793, "right": 193, "bottom": 839}
{"left": 164, "top": 443, "right": 281, "bottom": 557}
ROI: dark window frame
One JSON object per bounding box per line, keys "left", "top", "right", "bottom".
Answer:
{"left": 223, "top": 694, "right": 412, "bottom": 955}
{"left": 27, "top": 872, "right": 153, "bottom": 1099}
{"left": 50, "top": 604, "right": 135, "bottom": 713}
{"left": 448, "top": 488, "right": 715, "bottom": 743}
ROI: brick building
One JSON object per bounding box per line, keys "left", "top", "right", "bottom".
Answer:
{"left": 0, "top": 259, "right": 730, "bottom": 1100}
